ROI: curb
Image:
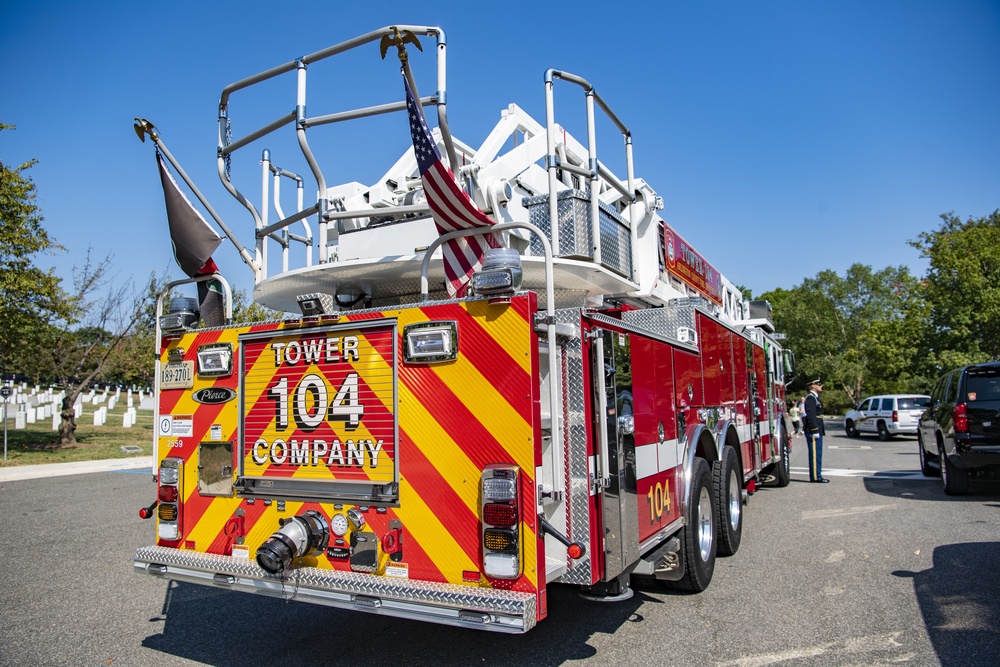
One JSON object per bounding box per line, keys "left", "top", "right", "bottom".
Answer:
{"left": 0, "top": 457, "right": 153, "bottom": 483}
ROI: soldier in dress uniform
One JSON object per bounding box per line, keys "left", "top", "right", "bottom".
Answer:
{"left": 803, "top": 378, "right": 828, "bottom": 483}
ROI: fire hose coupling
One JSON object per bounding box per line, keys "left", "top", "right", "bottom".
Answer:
{"left": 256, "top": 510, "right": 330, "bottom": 575}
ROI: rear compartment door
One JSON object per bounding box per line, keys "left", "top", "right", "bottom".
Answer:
{"left": 592, "top": 328, "right": 639, "bottom": 581}
{"left": 237, "top": 319, "right": 399, "bottom": 503}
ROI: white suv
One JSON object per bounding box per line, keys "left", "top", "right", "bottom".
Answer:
{"left": 844, "top": 394, "right": 931, "bottom": 440}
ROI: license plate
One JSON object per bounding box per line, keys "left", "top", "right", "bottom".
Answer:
{"left": 160, "top": 361, "right": 195, "bottom": 389}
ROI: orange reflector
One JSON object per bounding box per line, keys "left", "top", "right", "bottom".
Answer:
{"left": 483, "top": 503, "right": 517, "bottom": 527}
{"left": 158, "top": 504, "right": 178, "bottom": 521}
{"left": 483, "top": 528, "right": 516, "bottom": 552}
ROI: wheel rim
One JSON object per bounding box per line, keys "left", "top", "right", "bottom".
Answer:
{"left": 697, "top": 486, "right": 714, "bottom": 561}
{"left": 727, "top": 468, "right": 741, "bottom": 532}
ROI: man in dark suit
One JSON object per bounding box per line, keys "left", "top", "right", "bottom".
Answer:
{"left": 803, "top": 379, "right": 828, "bottom": 483}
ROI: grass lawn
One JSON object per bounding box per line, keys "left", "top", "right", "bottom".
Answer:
{"left": 0, "top": 404, "right": 153, "bottom": 467}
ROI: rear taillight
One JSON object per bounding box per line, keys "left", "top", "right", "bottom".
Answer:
{"left": 953, "top": 403, "right": 968, "bottom": 433}
{"left": 481, "top": 465, "right": 521, "bottom": 579}
{"left": 157, "top": 458, "right": 182, "bottom": 542}
{"left": 892, "top": 410, "right": 898, "bottom": 423}
{"left": 483, "top": 503, "right": 517, "bottom": 527}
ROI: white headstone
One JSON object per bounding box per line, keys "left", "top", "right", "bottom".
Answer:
{"left": 122, "top": 412, "right": 133, "bottom": 428}
{"left": 26, "top": 408, "right": 36, "bottom": 424}
{"left": 74, "top": 403, "right": 82, "bottom": 419}
{"left": 15, "top": 412, "right": 26, "bottom": 429}
{"left": 52, "top": 412, "right": 60, "bottom": 430}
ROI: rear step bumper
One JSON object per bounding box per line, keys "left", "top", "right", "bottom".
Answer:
{"left": 133, "top": 546, "right": 536, "bottom": 633}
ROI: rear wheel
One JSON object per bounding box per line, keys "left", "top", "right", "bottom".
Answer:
{"left": 665, "top": 458, "right": 716, "bottom": 592}
{"left": 940, "top": 442, "right": 969, "bottom": 496}
{"left": 845, "top": 420, "right": 859, "bottom": 438}
{"left": 877, "top": 422, "right": 891, "bottom": 441}
{"left": 713, "top": 447, "right": 743, "bottom": 557}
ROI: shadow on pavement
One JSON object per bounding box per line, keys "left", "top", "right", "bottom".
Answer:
{"left": 893, "top": 542, "right": 1000, "bottom": 667}
{"left": 863, "top": 476, "right": 1000, "bottom": 501}
{"left": 142, "top": 578, "right": 653, "bottom": 666}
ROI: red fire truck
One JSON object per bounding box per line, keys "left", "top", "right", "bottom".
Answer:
{"left": 133, "top": 25, "right": 795, "bottom": 633}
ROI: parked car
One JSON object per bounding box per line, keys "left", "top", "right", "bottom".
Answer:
{"left": 918, "top": 362, "right": 1000, "bottom": 495}
{"left": 844, "top": 394, "right": 930, "bottom": 440}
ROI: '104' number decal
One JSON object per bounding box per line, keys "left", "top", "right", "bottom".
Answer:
{"left": 267, "top": 373, "right": 364, "bottom": 431}
{"left": 646, "top": 480, "right": 671, "bottom": 524}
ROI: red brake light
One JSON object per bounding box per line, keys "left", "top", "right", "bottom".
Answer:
{"left": 953, "top": 403, "right": 968, "bottom": 433}
{"left": 158, "top": 485, "right": 179, "bottom": 502}
{"left": 892, "top": 410, "right": 898, "bottom": 423}
{"left": 483, "top": 503, "right": 517, "bottom": 528}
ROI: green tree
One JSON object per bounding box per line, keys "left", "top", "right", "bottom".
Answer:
{"left": 231, "top": 286, "right": 283, "bottom": 324}
{"left": 44, "top": 251, "right": 152, "bottom": 446}
{"left": 0, "top": 124, "right": 67, "bottom": 373}
{"left": 910, "top": 211, "right": 1000, "bottom": 368}
{"left": 97, "top": 273, "right": 170, "bottom": 389}
{"left": 761, "top": 263, "right": 925, "bottom": 410}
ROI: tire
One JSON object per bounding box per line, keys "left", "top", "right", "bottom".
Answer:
{"left": 665, "top": 458, "right": 716, "bottom": 592}
{"left": 917, "top": 434, "right": 937, "bottom": 477}
{"left": 845, "top": 420, "right": 859, "bottom": 438}
{"left": 940, "top": 442, "right": 969, "bottom": 496}
{"left": 773, "top": 432, "right": 791, "bottom": 488}
{"left": 877, "top": 422, "right": 891, "bottom": 441}
{"left": 713, "top": 447, "right": 743, "bottom": 557}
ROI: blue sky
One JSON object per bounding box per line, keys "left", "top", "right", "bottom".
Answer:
{"left": 2, "top": 1, "right": 998, "bottom": 304}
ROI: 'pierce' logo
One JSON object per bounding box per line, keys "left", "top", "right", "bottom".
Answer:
{"left": 192, "top": 387, "right": 237, "bottom": 404}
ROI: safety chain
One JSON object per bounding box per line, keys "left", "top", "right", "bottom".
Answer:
{"left": 278, "top": 563, "right": 301, "bottom": 603}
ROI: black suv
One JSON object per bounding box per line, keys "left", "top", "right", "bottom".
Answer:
{"left": 918, "top": 362, "right": 1000, "bottom": 495}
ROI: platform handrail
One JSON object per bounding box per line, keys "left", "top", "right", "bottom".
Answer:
{"left": 152, "top": 273, "right": 233, "bottom": 472}
{"left": 543, "top": 69, "right": 638, "bottom": 282}
{"left": 216, "top": 26, "right": 450, "bottom": 272}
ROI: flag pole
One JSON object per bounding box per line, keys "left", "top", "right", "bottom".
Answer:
{"left": 381, "top": 27, "right": 461, "bottom": 176}
{"left": 134, "top": 119, "right": 260, "bottom": 281}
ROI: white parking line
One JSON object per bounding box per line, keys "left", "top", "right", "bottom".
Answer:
{"left": 790, "top": 467, "right": 927, "bottom": 480}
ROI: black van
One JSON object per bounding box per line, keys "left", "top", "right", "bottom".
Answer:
{"left": 918, "top": 362, "right": 1000, "bottom": 495}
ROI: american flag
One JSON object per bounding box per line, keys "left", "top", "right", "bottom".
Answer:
{"left": 405, "top": 75, "right": 500, "bottom": 297}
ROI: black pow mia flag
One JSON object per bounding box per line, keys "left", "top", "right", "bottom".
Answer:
{"left": 156, "top": 152, "right": 225, "bottom": 326}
